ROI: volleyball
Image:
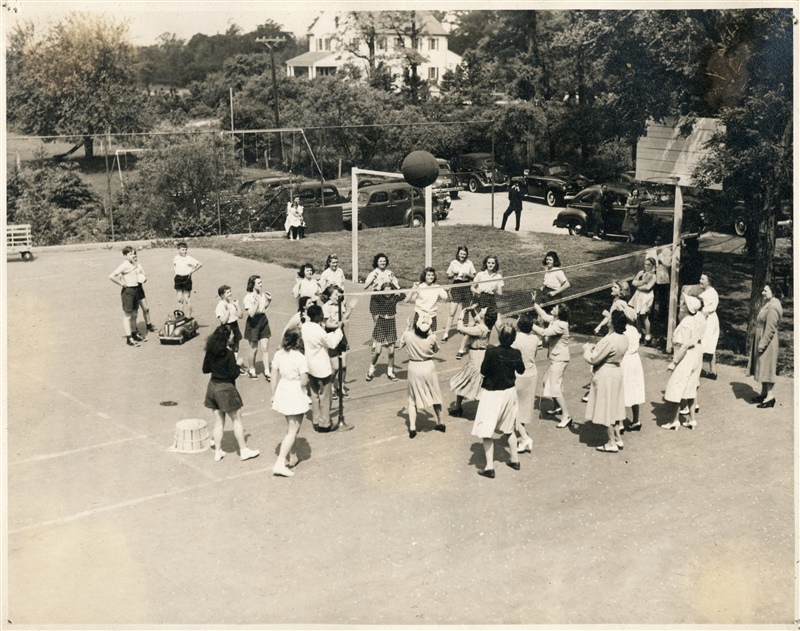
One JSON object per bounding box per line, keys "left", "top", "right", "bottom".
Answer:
{"left": 401, "top": 151, "right": 439, "bottom": 188}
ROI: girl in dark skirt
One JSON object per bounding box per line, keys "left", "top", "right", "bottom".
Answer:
{"left": 366, "top": 281, "right": 406, "bottom": 382}
{"left": 442, "top": 246, "right": 477, "bottom": 344}
{"left": 203, "top": 325, "right": 259, "bottom": 462}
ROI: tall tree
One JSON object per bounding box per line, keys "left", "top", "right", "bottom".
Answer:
{"left": 6, "top": 13, "right": 152, "bottom": 158}
{"left": 690, "top": 9, "right": 793, "bottom": 340}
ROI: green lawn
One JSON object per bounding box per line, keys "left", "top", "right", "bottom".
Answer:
{"left": 195, "top": 225, "right": 793, "bottom": 377}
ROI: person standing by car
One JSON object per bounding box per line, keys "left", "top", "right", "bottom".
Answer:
{"left": 622, "top": 188, "right": 642, "bottom": 242}
{"left": 590, "top": 184, "right": 610, "bottom": 240}
{"left": 500, "top": 178, "right": 525, "bottom": 231}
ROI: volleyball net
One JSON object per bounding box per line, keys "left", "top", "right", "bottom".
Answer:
{"left": 336, "top": 245, "right": 671, "bottom": 354}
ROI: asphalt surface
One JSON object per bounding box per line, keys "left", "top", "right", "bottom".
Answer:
{"left": 4, "top": 244, "right": 795, "bottom": 626}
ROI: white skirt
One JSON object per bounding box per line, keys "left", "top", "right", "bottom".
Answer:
{"left": 272, "top": 377, "right": 311, "bottom": 416}
{"left": 701, "top": 312, "right": 720, "bottom": 354}
{"left": 471, "top": 388, "right": 519, "bottom": 439}
{"left": 621, "top": 352, "right": 646, "bottom": 407}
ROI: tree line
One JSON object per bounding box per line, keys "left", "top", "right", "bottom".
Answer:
{"left": 6, "top": 8, "right": 793, "bottom": 324}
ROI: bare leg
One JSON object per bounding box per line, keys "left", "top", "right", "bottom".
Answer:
{"left": 274, "top": 415, "right": 303, "bottom": 476}
{"left": 443, "top": 301, "right": 459, "bottom": 341}
{"left": 516, "top": 421, "right": 532, "bottom": 452}
{"left": 482, "top": 438, "right": 495, "bottom": 472}
{"left": 506, "top": 433, "right": 519, "bottom": 465}
{"left": 408, "top": 398, "right": 418, "bottom": 436}
{"left": 122, "top": 313, "right": 133, "bottom": 336}
{"left": 248, "top": 340, "right": 259, "bottom": 375}
{"left": 231, "top": 408, "right": 259, "bottom": 460}
{"left": 555, "top": 395, "right": 572, "bottom": 427}
{"left": 139, "top": 296, "right": 152, "bottom": 328}
{"left": 212, "top": 410, "right": 226, "bottom": 461}
{"left": 387, "top": 345, "right": 397, "bottom": 375}
{"left": 259, "top": 338, "right": 270, "bottom": 376}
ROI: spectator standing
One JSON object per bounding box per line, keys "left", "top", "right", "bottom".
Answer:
{"left": 172, "top": 242, "right": 202, "bottom": 318}
{"left": 109, "top": 246, "right": 144, "bottom": 347}
{"left": 500, "top": 178, "right": 525, "bottom": 231}
{"left": 747, "top": 284, "right": 783, "bottom": 409}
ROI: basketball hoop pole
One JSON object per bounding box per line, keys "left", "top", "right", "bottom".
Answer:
{"left": 425, "top": 186, "right": 433, "bottom": 267}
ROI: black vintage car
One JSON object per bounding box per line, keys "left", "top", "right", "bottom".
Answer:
{"left": 451, "top": 153, "right": 509, "bottom": 193}
{"left": 522, "top": 162, "right": 592, "bottom": 207}
{"left": 341, "top": 182, "right": 450, "bottom": 230}
{"left": 553, "top": 183, "right": 705, "bottom": 242}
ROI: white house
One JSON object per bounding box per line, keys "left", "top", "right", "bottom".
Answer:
{"left": 285, "top": 11, "right": 463, "bottom": 91}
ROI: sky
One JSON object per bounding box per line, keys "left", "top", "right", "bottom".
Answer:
{"left": 3, "top": 0, "right": 349, "bottom": 45}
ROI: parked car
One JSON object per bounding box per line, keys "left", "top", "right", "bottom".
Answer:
{"left": 522, "top": 162, "right": 592, "bottom": 207}
{"left": 451, "top": 153, "right": 509, "bottom": 193}
{"left": 729, "top": 198, "right": 793, "bottom": 237}
{"left": 239, "top": 177, "right": 347, "bottom": 207}
{"left": 341, "top": 182, "right": 449, "bottom": 230}
{"left": 553, "top": 183, "right": 705, "bottom": 242}
{"left": 434, "top": 158, "right": 464, "bottom": 198}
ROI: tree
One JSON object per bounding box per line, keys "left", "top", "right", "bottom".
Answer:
{"left": 123, "top": 133, "right": 242, "bottom": 237}
{"left": 8, "top": 158, "right": 107, "bottom": 245}
{"left": 690, "top": 10, "right": 793, "bottom": 343}
{"left": 6, "top": 13, "right": 153, "bottom": 158}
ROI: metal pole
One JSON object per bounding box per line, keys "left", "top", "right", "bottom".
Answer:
{"left": 666, "top": 184, "right": 684, "bottom": 353}
{"left": 490, "top": 131, "right": 496, "bottom": 227}
{"left": 337, "top": 294, "right": 345, "bottom": 424}
{"left": 104, "top": 130, "right": 114, "bottom": 241}
{"left": 229, "top": 88, "right": 234, "bottom": 131}
{"left": 425, "top": 185, "right": 432, "bottom": 267}
{"left": 351, "top": 168, "right": 359, "bottom": 283}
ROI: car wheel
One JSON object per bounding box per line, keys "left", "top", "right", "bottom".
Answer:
{"left": 733, "top": 216, "right": 747, "bottom": 237}
{"left": 21, "top": 251, "right": 33, "bottom": 261}
{"left": 410, "top": 214, "right": 424, "bottom": 228}
{"left": 468, "top": 178, "right": 480, "bottom": 193}
{"left": 546, "top": 189, "right": 559, "bottom": 207}
{"left": 568, "top": 221, "right": 585, "bottom": 236}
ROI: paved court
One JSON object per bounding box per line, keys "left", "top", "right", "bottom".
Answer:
{"left": 4, "top": 245, "right": 795, "bottom": 626}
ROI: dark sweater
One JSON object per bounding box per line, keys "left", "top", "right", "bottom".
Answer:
{"left": 202, "top": 349, "right": 239, "bottom": 383}
{"left": 480, "top": 345, "right": 525, "bottom": 391}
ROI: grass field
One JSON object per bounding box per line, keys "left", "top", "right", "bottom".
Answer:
{"left": 195, "top": 225, "right": 794, "bottom": 377}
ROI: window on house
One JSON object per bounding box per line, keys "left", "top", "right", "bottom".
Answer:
{"left": 428, "top": 67, "right": 439, "bottom": 81}
{"left": 317, "top": 38, "right": 323, "bottom": 51}
{"left": 378, "top": 37, "right": 387, "bottom": 51}
{"left": 396, "top": 37, "right": 404, "bottom": 48}
{"left": 324, "top": 39, "right": 331, "bottom": 51}
{"left": 416, "top": 38, "right": 423, "bottom": 50}
{"left": 429, "top": 38, "right": 438, "bottom": 50}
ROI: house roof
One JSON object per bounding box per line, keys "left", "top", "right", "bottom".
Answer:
{"left": 286, "top": 51, "right": 336, "bottom": 66}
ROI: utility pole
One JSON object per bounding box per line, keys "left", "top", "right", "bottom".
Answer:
{"left": 256, "top": 37, "right": 286, "bottom": 165}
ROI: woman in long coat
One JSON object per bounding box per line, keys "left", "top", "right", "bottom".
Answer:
{"left": 662, "top": 294, "right": 706, "bottom": 430}
{"left": 584, "top": 310, "right": 629, "bottom": 453}
{"left": 748, "top": 284, "right": 783, "bottom": 408}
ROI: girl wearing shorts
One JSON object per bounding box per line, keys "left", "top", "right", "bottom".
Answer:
{"left": 203, "top": 325, "right": 259, "bottom": 462}
{"left": 243, "top": 274, "right": 273, "bottom": 381}
{"left": 215, "top": 284, "right": 243, "bottom": 367}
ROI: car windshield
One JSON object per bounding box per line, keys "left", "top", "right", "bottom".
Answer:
{"left": 439, "top": 162, "right": 451, "bottom": 171}
{"left": 480, "top": 158, "right": 493, "bottom": 168}
{"left": 548, "top": 165, "right": 568, "bottom": 176}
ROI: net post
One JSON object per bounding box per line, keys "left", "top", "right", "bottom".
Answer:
{"left": 337, "top": 293, "right": 345, "bottom": 424}
{"left": 351, "top": 168, "right": 359, "bottom": 283}
{"left": 425, "top": 185, "right": 432, "bottom": 267}
{"left": 666, "top": 184, "right": 684, "bottom": 353}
